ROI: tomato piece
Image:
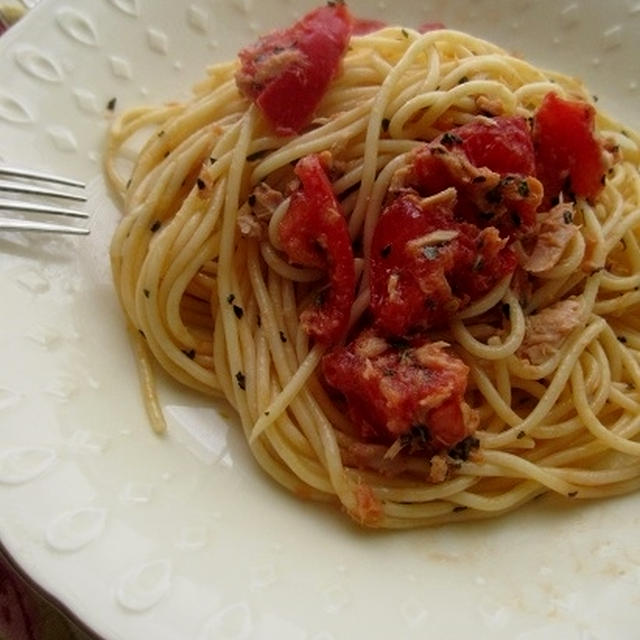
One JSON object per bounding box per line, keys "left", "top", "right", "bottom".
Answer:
{"left": 409, "top": 146, "right": 542, "bottom": 237}
{"left": 279, "top": 154, "right": 355, "bottom": 344}
{"left": 235, "top": 5, "right": 352, "bottom": 136}
{"left": 533, "top": 92, "right": 606, "bottom": 205}
{"left": 322, "top": 328, "right": 477, "bottom": 449}
{"left": 369, "top": 192, "right": 516, "bottom": 336}
{"left": 404, "top": 117, "right": 542, "bottom": 237}
{"left": 451, "top": 116, "right": 536, "bottom": 176}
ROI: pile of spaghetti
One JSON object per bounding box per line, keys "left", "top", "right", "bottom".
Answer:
{"left": 106, "top": 4, "right": 640, "bottom": 527}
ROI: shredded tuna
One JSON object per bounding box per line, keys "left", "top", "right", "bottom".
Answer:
{"left": 518, "top": 298, "right": 584, "bottom": 365}
{"left": 236, "top": 49, "right": 306, "bottom": 97}
{"left": 475, "top": 95, "right": 504, "bottom": 117}
{"left": 429, "top": 455, "right": 449, "bottom": 483}
{"left": 237, "top": 213, "right": 262, "bottom": 238}
{"left": 520, "top": 203, "right": 579, "bottom": 273}
{"left": 252, "top": 182, "right": 284, "bottom": 220}
{"left": 238, "top": 183, "right": 284, "bottom": 238}
{"left": 352, "top": 481, "right": 383, "bottom": 526}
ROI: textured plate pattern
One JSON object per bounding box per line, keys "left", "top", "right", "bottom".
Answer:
{"left": 0, "top": 1, "right": 639, "bottom": 639}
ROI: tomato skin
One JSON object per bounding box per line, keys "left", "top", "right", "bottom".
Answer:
{"left": 278, "top": 154, "right": 355, "bottom": 344}
{"left": 322, "top": 329, "right": 474, "bottom": 448}
{"left": 452, "top": 116, "right": 536, "bottom": 176}
{"left": 369, "top": 192, "right": 516, "bottom": 337}
{"left": 533, "top": 92, "right": 606, "bottom": 205}
{"left": 236, "top": 5, "right": 352, "bottom": 136}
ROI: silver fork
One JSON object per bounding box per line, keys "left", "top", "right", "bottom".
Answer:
{"left": 0, "top": 167, "right": 89, "bottom": 235}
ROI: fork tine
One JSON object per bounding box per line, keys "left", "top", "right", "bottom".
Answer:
{"left": 0, "top": 218, "right": 90, "bottom": 235}
{"left": 0, "top": 166, "right": 89, "bottom": 235}
{"left": 0, "top": 167, "right": 85, "bottom": 188}
{"left": 0, "top": 199, "right": 89, "bottom": 219}
{"left": 0, "top": 180, "right": 87, "bottom": 201}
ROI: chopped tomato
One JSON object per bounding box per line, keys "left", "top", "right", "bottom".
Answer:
{"left": 533, "top": 92, "right": 606, "bottom": 206}
{"left": 235, "top": 5, "right": 352, "bottom": 136}
{"left": 322, "top": 328, "right": 477, "bottom": 449}
{"left": 278, "top": 154, "right": 355, "bottom": 344}
{"left": 402, "top": 116, "right": 541, "bottom": 237}
{"left": 451, "top": 116, "right": 536, "bottom": 176}
{"left": 369, "top": 191, "right": 516, "bottom": 336}
{"left": 352, "top": 17, "right": 386, "bottom": 35}
{"left": 409, "top": 146, "right": 542, "bottom": 238}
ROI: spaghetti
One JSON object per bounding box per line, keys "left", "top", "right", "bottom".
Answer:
{"left": 106, "top": 8, "right": 640, "bottom": 528}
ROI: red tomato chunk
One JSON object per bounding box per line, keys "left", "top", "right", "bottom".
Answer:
{"left": 452, "top": 116, "right": 536, "bottom": 176}
{"left": 369, "top": 191, "right": 517, "bottom": 337}
{"left": 278, "top": 154, "right": 355, "bottom": 344}
{"left": 322, "top": 329, "right": 477, "bottom": 449}
{"left": 235, "top": 5, "right": 352, "bottom": 136}
{"left": 406, "top": 118, "right": 542, "bottom": 238}
{"left": 533, "top": 92, "right": 606, "bottom": 206}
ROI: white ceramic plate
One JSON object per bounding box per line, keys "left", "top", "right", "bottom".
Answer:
{"left": 1, "top": 1, "right": 640, "bottom": 639}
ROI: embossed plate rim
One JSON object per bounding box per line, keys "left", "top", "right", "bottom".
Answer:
{"left": 0, "top": 2, "right": 639, "bottom": 639}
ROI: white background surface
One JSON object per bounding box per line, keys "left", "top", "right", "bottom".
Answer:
{"left": 0, "top": 1, "right": 639, "bottom": 638}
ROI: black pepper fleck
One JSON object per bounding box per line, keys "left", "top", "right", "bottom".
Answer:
{"left": 441, "top": 132, "right": 463, "bottom": 147}
{"left": 448, "top": 436, "right": 480, "bottom": 461}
